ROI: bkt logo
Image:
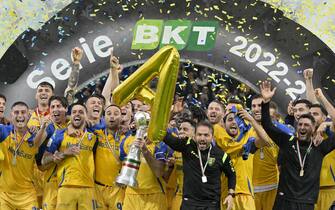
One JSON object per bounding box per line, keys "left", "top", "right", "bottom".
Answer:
{"left": 131, "top": 19, "right": 218, "bottom": 51}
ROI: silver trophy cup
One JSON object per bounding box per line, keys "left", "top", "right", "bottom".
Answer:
{"left": 116, "top": 111, "right": 149, "bottom": 187}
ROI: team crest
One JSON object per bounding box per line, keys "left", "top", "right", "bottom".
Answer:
{"left": 208, "top": 157, "right": 215, "bottom": 166}
{"left": 88, "top": 133, "right": 93, "bottom": 141}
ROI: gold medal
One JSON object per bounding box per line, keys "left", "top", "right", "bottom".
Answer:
{"left": 11, "top": 153, "right": 17, "bottom": 166}
{"left": 260, "top": 148, "right": 264, "bottom": 160}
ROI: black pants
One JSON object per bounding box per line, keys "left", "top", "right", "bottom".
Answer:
{"left": 273, "top": 197, "right": 314, "bottom": 210}
{"left": 181, "top": 199, "right": 220, "bottom": 210}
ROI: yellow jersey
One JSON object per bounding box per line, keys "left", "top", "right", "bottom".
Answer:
{"left": 320, "top": 150, "right": 335, "bottom": 187}
{"left": 41, "top": 122, "right": 69, "bottom": 183}
{"left": 174, "top": 151, "right": 183, "bottom": 195}
{"left": 123, "top": 137, "right": 172, "bottom": 194}
{"left": 46, "top": 128, "right": 97, "bottom": 187}
{"left": 0, "top": 125, "right": 38, "bottom": 193}
{"left": 94, "top": 127, "right": 134, "bottom": 186}
{"left": 251, "top": 127, "right": 279, "bottom": 190}
{"left": 27, "top": 108, "right": 50, "bottom": 128}
{"left": 214, "top": 124, "right": 256, "bottom": 195}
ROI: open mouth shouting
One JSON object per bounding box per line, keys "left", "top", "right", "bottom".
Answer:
{"left": 229, "top": 125, "right": 238, "bottom": 135}
{"left": 15, "top": 117, "right": 26, "bottom": 127}
{"left": 39, "top": 95, "right": 49, "bottom": 102}
{"left": 52, "top": 111, "right": 61, "bottom": 122}
{"left": 298, "top": 130, "right": 308, "bottom": 139}
{"left": 208, "top": 112, "right": 217, "bottom": 122}
{"left": 253, "top": 112, "right": 261, "bottom": 120}
{"left": 197, "top": 140, "right": 208, "bottom": 150}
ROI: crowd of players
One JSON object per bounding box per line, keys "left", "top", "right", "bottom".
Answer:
{"left": 0, "top": 47, "right": 334, "bottom": 210}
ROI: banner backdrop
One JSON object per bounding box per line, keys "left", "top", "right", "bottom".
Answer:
{"left": 1, "top": 0, "right": 334, "bottom": 111}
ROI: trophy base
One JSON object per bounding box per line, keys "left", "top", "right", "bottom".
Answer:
{"left": 116, "top": 175, "right": 138, "bottom": 188}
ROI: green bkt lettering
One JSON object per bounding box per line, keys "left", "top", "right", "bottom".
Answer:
{"left": 131, "top": 19, "right": 218, "bottom": 51}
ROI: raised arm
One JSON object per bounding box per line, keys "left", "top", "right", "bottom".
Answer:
{"left": 102, "top": 49, "right": 122, "bottom": 106}
{"left": 304, "top": 68, "right": 319, "bottom": 104}
{"left": 238, "top": 109, "right": 272, "bottom": 148}
{"left": 260, "top": 81, "right": 291, "bottom": 147}
{"left": 33, "top": 118, "right": 52, "bottom": 148}
{"left": 64, "top": 47, "right": 83, "bottom": 104}
{"left": 163, "top": 132, "right": 189, "bottom": 153}
{"left": 133, "top": 139, "right": 166, "bottom": 177}
{"left": 315, "top": 88, "right": 335, "bottom": 126}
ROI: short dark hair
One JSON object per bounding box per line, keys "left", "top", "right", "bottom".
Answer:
{"left": 105, "top": 104, "right": 121, "bottom": 112}
{"left": 298, "top": 113, "right": 316, "bottom": 124}
{"left": 223, "top": 111, "right": 236, "bottom": 123}
{"left": 37, "top": 82, "right": 54, "bottom": 92}
{"left": 293, "top": 99, "right": 312, "bottom": 109}
{"left": 251, "top": 94, "right": 262, "bottom": 102}
{"left": 310, "top": 104, "right": 328, "bottom": 116}
{"left": 0, "top": 94, "right": 6, "bottom": 102}
{"left": 49, "top": 96, "right": 68, "bottom": 108}
{"left": 196, "top": 120, "right": 214, "bottom": 134}
{"left": 86, "top": 93, "right": 106, "bottom": 105}
{"left": 179, "top": 118, "right": 196, "bottom": 129}
{"left": 11, "top": 101, "right": 29, "bottom": 110}
{"left": 71, "top": 102, "right": 87, "bottom": 112}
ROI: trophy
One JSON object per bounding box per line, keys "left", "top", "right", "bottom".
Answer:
{"left": 116, "top": 111, "right": 150, "bottom": 187}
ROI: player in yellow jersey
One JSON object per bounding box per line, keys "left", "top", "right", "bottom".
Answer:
{"left": 0, "top": 101, "right": 45, "bottom": 209}
{"left": 170, "top": 119, "right": 195, "bottom": 210}
{"left": 27, "top": 81, "right": 54, "bottom": 207}
{"left": 122, "top": 120, "right": 173, "bottom": 210}
{"left": 34, "top": 96, "right": 69, "bottom": 210}
{"left": 248, "top": 95, "right": 279, "bottom": 210}
{"left": 212, "top": 97, "right": 270, "bottom": 210}
{"left": 0, "top": 94, "right": 10, "bottom": 125}
{"left": 43, "top": 103, "right": 98, "bottom": 210}
{"left": 213, "top": 113, "right": 256, "bottom": 210}
{"left": 310, "top": 103, "right": 335, "bottom": 210}
{"left": 207, "top": 100, "right": 224, "bottom": 127}
{"left": 28, "top": 81, "right": 54, "bottom": 129}
{"left": 90, "top": 104, "right": 134, "bottom": 210}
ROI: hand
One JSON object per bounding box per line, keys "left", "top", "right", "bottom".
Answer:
{"left": 40, "top": 117, "right": 52, "bottom": 129}
{"left": 223, "top": 195, "right": 234, "bottom": 210}
{"left": 166, "top": 157, "right": 176, "bottom": 168}
{"left": 110, "top": 56, "right": 122, "bottom": 72}
{"left": 260, "top": 81, "right": 276, "bottom": 103}
{"left": 303, "top": 68, "right": 313, "bottom": 80}
{"left": 133, "top": 138, "right": 146, "bottom": 149}
{"left": 53, "top": 150, "right": 65, "bottom": 164}
{"left": 63, "top": 145, "right": 80, "bottom": 156}
{"left": 313, "top": 132, "right": 324, "bottom": 147}
{"left": 315, "top": 88, "right": 325, "bottom": 99}
{"left": 71, "top": 47, "right": 83, "bottom": 64}
{"left": 287, "top": 101, "right": 294, "bottom": 116}
{"left": 68, "top": 127, "right": 83, "bottom": 137}
{"left": 238, "top": 109, "right": 254, "bottom": 122}
{"left": 317, "top": 122, "right": 330, "bottom": 134}
{"left": 173, "top": 97, "right": 184, "bottom": 113}
{"left": 29, "top": 126, "right": 39, "bottom": 134}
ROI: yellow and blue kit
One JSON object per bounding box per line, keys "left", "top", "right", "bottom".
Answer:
{"left": 89, "top": 121, "right": 134, "bottom": 210}
{"left": 214, "top": 124, "right": 257, "bottom": 210}
{"left": 0, "top": 124, "right": 39, "bottom": 210}
{"left": 122, "top": 137, "right": 173, "bottom": 210}
{"left": 46, "top": 128, "right": 98, "bottom": 210}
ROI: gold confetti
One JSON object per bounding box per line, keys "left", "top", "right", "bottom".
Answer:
{"left": 214, "top": 15, "right": 223, "bottom": 21}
